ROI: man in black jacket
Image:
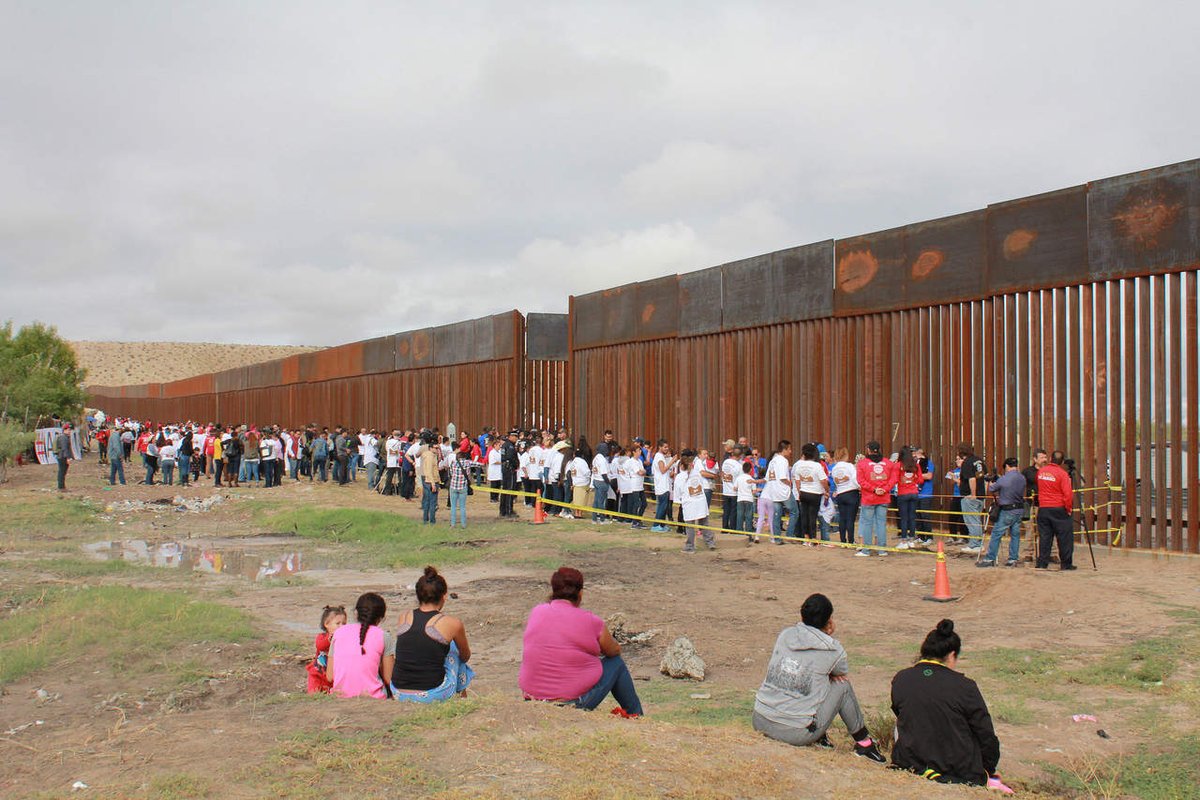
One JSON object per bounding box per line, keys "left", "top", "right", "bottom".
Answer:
{"left": 499, "top": 429, "right": 520, "bottom": 518}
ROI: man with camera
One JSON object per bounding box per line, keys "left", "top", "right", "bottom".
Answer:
{"left": 1035, "top": 451, "right": 1076, "bottom": 571}
{"left": 977, "top": 458, "right": 1026, "bottom": 568}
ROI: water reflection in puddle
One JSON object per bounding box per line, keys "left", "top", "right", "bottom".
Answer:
{"left": 83, "top": 540, "right": 322, "bottom": 581}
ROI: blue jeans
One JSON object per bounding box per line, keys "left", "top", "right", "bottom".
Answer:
{"left": 773, "top": 497, "right": 797, "bottom": 540}
{"left": 737, "top": 500, "right": 755, "bottom": 532}
{"left": 261, "top": 460, "right": 275, "bottom": 487}
{"left": 654, "top": 492, "right": 671, "bottom": 524}
{"left": 109, "top": 458, "right": 125, "bottom": 485}
{"left": 313, "top": 458, "right": 327, "bottom": 482}
{"left": 421, "top": 480, "right": 438, "bottom": 523}
{"left": 592, "top": 481, "right": 609, "bottom": 521}
{"left": 574, "top": 655, "right": 643, "bottom": 715}
{"left": 161, "top": 461, "right": 175, "bottom": 485}
{"left": 176, "top": 454, "right": 190, "bottom": 485}
{"left": 835, "top": 491, "right": 860, "bottom": 544}
{"left": 985, "top": 508, "right": 1023, "bottom": 563}
{"left": 897, "top": 495, "right": 919, "bottom": 538}
{"left": 961, "top": 497, "right": 985, "bottom": 542}
{"left": 244, "top": 460, "right": 259, "bottom": 483}
{"left": 859, "top": 504, "right": 888, "bottom": 549}
{"left": 450, "top": 488, "right": 468, "bottom": 527}
{"left": 391, "top": 641, "right": 474, "bottom": 703}
{"left": 143, "top": 456, "right": 155, "bottom": 485}
{"left": 348, "top": 453, "right": 360, "bottom": 480}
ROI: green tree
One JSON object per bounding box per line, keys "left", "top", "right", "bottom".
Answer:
{"left": 0, "top": 321, "right": 89, "bottom": 428}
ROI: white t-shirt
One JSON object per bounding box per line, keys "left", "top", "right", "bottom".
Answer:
{"left": 159, "top": 444, "right": 176, "bottom": 462}
{"left": 735, "top": 472, "right": 757, "bottom": 502}
{"left": 363, "top": 436, "right": 379, "bottom": 466}
{"left": 614, "top": 456, "right": 632, "bottom": 494}
{"left": 791, "top": 459, "right": 826, "bottom": 496}
{"left": 385, "top": 438, "right": 402, "bottom": 468}
{"left": 674, "top": 468, "right": 709, "bottom": 522}
{"left": 652, "top": 452, "right": 674, "bottom": 495}
{"left": 405, "top": 441, "right": 424, "bottom": 463}
{"left": 547, "top": 448, "right": 565, "bottom": 482}
{"left": 591, "top": 452, "right": 609, "bottom": 485}
{"left": 487, "top": 447, "right": 502, "bottom": 481}
{"left": 720, "top": 457, "right": 740, "bottom": 496}
{"left": 831, "top": 461, "right": 860, "bottom": 495}
{"left": 698, "top": 459, "right": 715, "bottom": 491}
{"left": 763, "top": 454, "right": 792, "bottom": 502}
{"left": 527, "top": 445, "right": 544, "bottom": 474}
{"left": 357, "top": 433, "right": 368, "bottom": 456}
{"left": 518, "top": 451, "right": 530, "bottom": 479}
{"left": 625, "top": 457, "right": 646, "bottom": 492}
{"left": 569, "top": 456, "right": 592, "bottom": 487}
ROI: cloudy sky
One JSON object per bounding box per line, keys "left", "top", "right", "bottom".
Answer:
{"left": 1, "top": 1, "right": 1196, "bottom": 346}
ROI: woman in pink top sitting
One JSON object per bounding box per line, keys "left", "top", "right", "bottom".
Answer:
{"left": 518, "top": 567, "right": 643, "bottom": 717}
{"left": 328, "top": 592, "right": 395, "bottom": 699}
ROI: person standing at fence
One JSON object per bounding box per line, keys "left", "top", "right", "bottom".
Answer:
{"left": 500, "top": 429, "right": 520, "bottom": 519}
{"left": 978, "top": 458, "right": 1026, "bottom": 568}
{"left": 855, "top": 441, "right": 896, "bottom": 557}
{"left": 675, "top": 449, "right": 714, "bottom": 552}
{"left": 913, "top": 446, "right": 935, "bottom": 546}
{"left": 651, "top": 440, "right": 678, "bottom": 533}
{"left": 591, "top": 443, "right": 611, "bottom": 524}
{"left": 419, "top": 437, "right": 440, "bottom": 524}
{"left": 791, "top": 443, "right": 827, "bottom": 544}
{"left": 830, "top": 448, "right": 860, "bottom": 546}
{"left": 1022, "top": 449, "right": 1047, "bottom": 561}
{"left": 486, "top": 436, "right": 502, "bottom": 502}
{"left": 894, "top": 447, "right": 924, "bottom": 549}
{"left": 107, "top": 426, "right": 126, "bottom": 485}
{"left": 764, "top": 441, "right": 794, "bottom": 545}
{"left": 53, "top": 423, "right": 74, "bottom": 491}
{"left": 720, "top": 442, "right": 741, "bottom": 533}
{"left": 1035, "top": 451, "right": 1075, "bottom": 571}
{"left": 958, "top": 445, "right": 988, "bottom": 555}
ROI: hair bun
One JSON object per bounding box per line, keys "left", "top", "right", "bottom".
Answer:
{"left": 423, "top": 565, "right": 439, "bottom": 579}
{"left": 936, "top": 619, "right": 955, "bottom": 636}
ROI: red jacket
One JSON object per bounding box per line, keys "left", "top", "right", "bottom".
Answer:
{"left": 857, "top": 457, "right": 898, "bottom": 505}
{"left": 896, "top": 466, "right": 924, "bottom": 496}
{"left": 1036, "top": 464, "right": 1073, "bottom": 513}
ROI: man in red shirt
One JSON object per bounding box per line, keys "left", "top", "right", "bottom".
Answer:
{"left": 855, "top": 441, "right": 898, "bottom": 557}
{"left": 1035, "top": 450, "right": 1075, "bottom": 571}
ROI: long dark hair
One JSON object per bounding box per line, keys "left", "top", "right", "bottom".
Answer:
{"left": 354, "top": 592, "right": 387, "bottom": 655}
{"left": 575, "top": 436, "right": 593, "bottom": 463}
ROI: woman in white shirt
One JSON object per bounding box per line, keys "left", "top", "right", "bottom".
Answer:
{"left": 591, "top": 446, "right": 611, "bottom": 524}
{"left": 829, "top": 447, "right": 862, "bottom": 547}
{"left": 791, "top": 443, "right": 829, "bottom": 543}
{"left": 674, "top": 450, "right": 714, "bottom": 552}
{"left": 566, "top": 447, "right": 592, "bottom": 519}
{"left": 621, "top": 447, "right": 648, "bottom": 529}
{"left": 486, "top": 438, "right": 503, "bottom": 503}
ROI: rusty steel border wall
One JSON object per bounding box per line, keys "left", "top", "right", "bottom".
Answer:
{"left": 569, "top": 159, "right": 1200, "bottom": 553}
{"left": 88, "top": 159, "right": 1199, "bottom": 551}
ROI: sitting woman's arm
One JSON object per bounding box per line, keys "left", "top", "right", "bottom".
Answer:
{"left": 598, "top": 625, "right": 621, "bottom": 658}
{"left": 441, "top": 615, "right": 471, "bottom": 663}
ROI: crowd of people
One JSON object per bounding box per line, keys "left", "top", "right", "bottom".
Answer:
{"left": 84, "top": 417, "right": 1081, "bottom": 569}
{"left": 307, "top": 567, "right": 1011, "bottom": 790}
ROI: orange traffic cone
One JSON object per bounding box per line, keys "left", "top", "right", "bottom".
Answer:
{"left": 923, "top": 540, "right": 960, "bottom": 602}
{"left": 531, "top": 491, "right": 548, "bottom": 525}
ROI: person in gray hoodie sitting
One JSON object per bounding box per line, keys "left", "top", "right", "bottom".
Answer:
{"left": 752, "top": 593, "right": 886, "bottom": 763}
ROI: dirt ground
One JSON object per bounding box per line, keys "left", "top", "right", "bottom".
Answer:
{"left": 1, "top": 459, "right": 1197, "bottom": 799}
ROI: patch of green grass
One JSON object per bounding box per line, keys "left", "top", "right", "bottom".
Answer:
{"left": 145, "top": 773, "right": 213, "bottom": 799}
{"left": 0, "top": 497, "right": 98, "bottom": 532}
{"left": 1069, "top": 636, "right": 1183, "bottom": 688}
{"left": 969, "top": 647, "right": 1060, "bottom": 683}
{"left": 1042, "top": 736, "right": 1200, "bottom": 800}
{"left": 269, "top": 728, "right": 448, "bottom": 794}
{"left": 638, "top": 679, "right": 754, "bottom": 727}
{"left": 388, "top": 695, "right": 486, "bottom": 734}
{"left": 30, "top": 557, "right": 154, "bottom": 579}
{"left": 989, "top": 698, "right": 1035, "bottom": 725}
{"left": 257, "top": 506, "right": 493, "bottom": 569}
{"left": 0, "top": 585, "right": 255, "bottom": 685}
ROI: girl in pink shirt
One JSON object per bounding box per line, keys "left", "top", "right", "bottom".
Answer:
{"left": 518, "top": 567, "right": 642, "bottom": 717}
{"left": 328, "top": 592, "right": 394, "bottom": 699}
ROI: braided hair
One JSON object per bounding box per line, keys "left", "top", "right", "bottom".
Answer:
{"left": 354, "top": 592, "right": 387, "bottom": 655}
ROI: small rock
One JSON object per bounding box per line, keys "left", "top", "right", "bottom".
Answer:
{"left": 72, "top": 781, "right": 89, "bottom": 791}
{"left": 660, "top": 636, "right": 706, "bottom": 681}
{"left": 689, "top": 692, "right": 711, "bottom": 699}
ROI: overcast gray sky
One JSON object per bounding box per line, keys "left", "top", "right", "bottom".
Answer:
{"left": 1, "top": 1, "right": 1196, "bottom": 346}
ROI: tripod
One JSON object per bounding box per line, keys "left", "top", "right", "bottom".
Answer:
{"left": 1072, "top": 469, "right": 1098, "bottom": 571}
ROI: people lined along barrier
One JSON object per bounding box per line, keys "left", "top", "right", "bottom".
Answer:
{"left": 79, "top": 417, "right": 1119, "bottom": 568}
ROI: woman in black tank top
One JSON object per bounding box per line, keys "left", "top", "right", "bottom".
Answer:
{"left": 390, "top": 566, "right": 472, "bottom": 695}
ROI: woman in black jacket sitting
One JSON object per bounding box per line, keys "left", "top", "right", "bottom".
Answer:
{"left": 890, "top": 619, "right": 1012, "bottom": 793}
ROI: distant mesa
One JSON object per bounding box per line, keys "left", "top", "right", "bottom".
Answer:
{"left": 72, "top": 341, "right": 319, "bottom": 386}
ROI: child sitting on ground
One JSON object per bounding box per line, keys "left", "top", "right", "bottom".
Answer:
{"left": 306, "top": 604, "right": 347, "bottom": 693}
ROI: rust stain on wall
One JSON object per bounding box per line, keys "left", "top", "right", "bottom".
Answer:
{"left": 1112, "top": 185, "right": 1183, "bottom": 249}
{"left": 837, "top": 250, "right": 878, "bottom": 293}
{"left": 911, "top": 249, "right": 944, "bottom": 280}
{"left": 642, "top": 303, "right": 656, "bottom": 323}
{"left": 1003, "top": 228, "right": 1038, "bottom": 259}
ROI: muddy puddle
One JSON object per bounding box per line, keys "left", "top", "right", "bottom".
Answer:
{"left": 83, "top": 539, "right": 323, "bottom": 581}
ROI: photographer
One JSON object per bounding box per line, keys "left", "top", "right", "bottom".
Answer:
{"left": 1035, "top": 451, "right": 1075, "bottom": 571}
{"left": 977, "top": 459, "right": 1025, "bottom": 568}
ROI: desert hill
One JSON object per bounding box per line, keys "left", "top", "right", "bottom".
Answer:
{"left": 72, "top": 341, "right": 320, "bottom": 387}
